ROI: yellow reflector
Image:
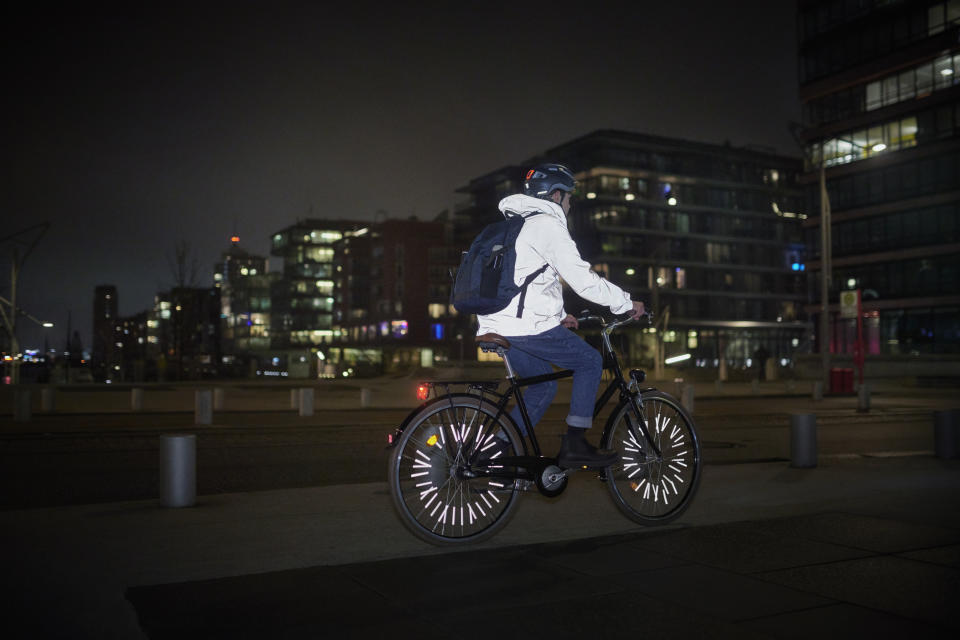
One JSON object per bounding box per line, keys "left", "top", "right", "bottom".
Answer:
{"left": 427, "top": 435, "right": 438, "bottom": 446}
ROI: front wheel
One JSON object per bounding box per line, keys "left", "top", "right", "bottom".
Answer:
{"left": 602, "top": 390, "right": 701, "bottom": 525}
{"left": 387, "top": 396, "right": 524, "bottom": 545}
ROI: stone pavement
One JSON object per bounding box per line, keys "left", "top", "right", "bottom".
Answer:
{"left": 2, "top": 454, "right": 958, "bottom": 638}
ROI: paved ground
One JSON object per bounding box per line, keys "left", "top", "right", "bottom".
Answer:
{"left": 1, "top": 379, "right": 958, "bottom": 638}
{"left": 1, "top": 455, "right": 958, "bottom": 638}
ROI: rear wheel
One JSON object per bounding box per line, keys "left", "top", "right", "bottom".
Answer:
{"left": 387, "top": 396, "right": 524, "bottom": 545}
{"left": 603, "top": 390, "right": 701, "bottom": 525}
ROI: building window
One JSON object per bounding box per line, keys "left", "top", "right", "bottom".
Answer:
{"left": 391, "top": 320, "right": 408, "bottom": 338}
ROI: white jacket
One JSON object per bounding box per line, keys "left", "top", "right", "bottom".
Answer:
{"left": 477, "top": 194, "right": 633, "bottom": 337}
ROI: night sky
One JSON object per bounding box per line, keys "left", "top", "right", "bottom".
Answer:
{"left": 3, "top": 2, "right": 800, "bottom": 352}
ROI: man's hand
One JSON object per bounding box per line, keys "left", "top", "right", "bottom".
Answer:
{"left": 628, "top": 300, "right": 646, "bottom": 318}
{"left": 561, "top": 314, "right": 579, "bottom": 329}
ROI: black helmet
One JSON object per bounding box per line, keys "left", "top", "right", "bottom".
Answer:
{"left": 523, "top": 163, "right": 576, "bottom": 199}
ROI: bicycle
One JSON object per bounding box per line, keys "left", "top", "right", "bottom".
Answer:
{"left": 386, "top": 311, "right": 701, "bottom": 545}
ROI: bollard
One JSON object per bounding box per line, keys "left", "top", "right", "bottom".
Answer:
{"left": 681, "top": 384, "right": 695, "bottom": 414}
{"left": 290, "top": 388, "right": 299, "bottom": 409}
{"left": 934, "top": 410, "right": 959, "bottom": 459}
{"left": 857, "top": 383, "right": 871, "bottom": 413}
{"left": 160, "top": 434, "right": 196, "bottom": 507}
{"left": 132, "top": 388, "right": 144, "bottom": 412}
{"left": 360, "top": 387, "right": 372, "bottom": 408}
{"left": 790, "top": 413, "right": 817, "bottom": 468}
{"left": 41, "top": 387, "right": 55, "bottom": 412}
{"left": 195, "top": 390, "right": 213, "bottom": 425}
{"left": 13, "top": 390, "right": 32, "bottom": 422}
{"left": 813, "top": 380, "right": 823, "bottom": 402}
{"left": 213, "top": 388, "right": 225, "bottom": 411}
{"left": 299, "top": 387, "right": 314, "bottom": 417}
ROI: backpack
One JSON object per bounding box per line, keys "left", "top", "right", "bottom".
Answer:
{"left": 450, "top": 212, "right": 549, "bottom": 317}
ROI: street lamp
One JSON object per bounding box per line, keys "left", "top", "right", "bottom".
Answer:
{"left": 790, "top": 124, "right": 833, "bottom": 393}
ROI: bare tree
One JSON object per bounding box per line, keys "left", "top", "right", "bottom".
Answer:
{"left": 165, "top": 240, "right": 201, "bottom": 380}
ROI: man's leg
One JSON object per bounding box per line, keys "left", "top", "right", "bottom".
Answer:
{"left": 507, "top": 326, "right": 615, "bottom": 467}
{"left": 501, "top": 345, "right": 557, "bottom": 436}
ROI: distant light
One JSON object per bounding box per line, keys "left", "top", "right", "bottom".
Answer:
{"left": 586, "top": 192, "right": 597, "bottom": 199}
{"left": 791, "top": 263, "right": 801, "bottom": 271}
{"left": 941, "top": 68, "right": 954, "bottom": 76}
{"left": 624, "top": 193, "right": 635, "bottom": 201}
{"left": 625, "top": 268, "right": 636, "bottom": 276}
{"left": 872, "top": 143, "right": 887, "bottom": 152}
{"left": 667, "top": 197, "right": 677, "bottom": 206}
{"left": 847, "top": 278, "right": 857, "bottom": 288}
{"left": 42, "top": 322, "right": 54, "bottom": 328}
{"left": 231, "top": 236, "right": 240, "bottom": 243}
{"left": 665, "top": 353, "right": 691, "bottom": 364}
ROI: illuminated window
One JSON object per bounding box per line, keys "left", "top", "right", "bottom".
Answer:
{"left": 428, "top": 303, "right": 446, "bottom": 318}
{"left": 687, "top": 331, "right": 698, "bottom": 349}
{"left": 391, "top": 320, "right": 408, "bottom": 338}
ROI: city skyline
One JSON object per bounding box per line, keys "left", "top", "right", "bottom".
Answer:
{"left": 3, "top": 2, "right": 801, "bottom": 350}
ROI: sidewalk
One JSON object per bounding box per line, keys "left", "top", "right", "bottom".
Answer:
{"left": 2, "top": 454, "right": 958, "bottom": 638}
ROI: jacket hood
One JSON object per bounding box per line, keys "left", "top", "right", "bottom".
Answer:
{"left": 498, "top": 193, "right": 567, "bottom": 228}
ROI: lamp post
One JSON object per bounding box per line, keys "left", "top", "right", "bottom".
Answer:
{"left": 790, "top": 124, "right": 832, "bottom": 392}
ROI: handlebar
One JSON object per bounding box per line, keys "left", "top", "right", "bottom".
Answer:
{"left": 574, "top": 309, "right": 654, "bottom": 332}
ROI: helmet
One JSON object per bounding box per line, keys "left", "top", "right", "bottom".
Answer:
{"left": 523, "top": 163, "right": 576, "bottom": 199}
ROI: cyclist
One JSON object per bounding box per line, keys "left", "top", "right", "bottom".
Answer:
{"left": 477, "top": 163, "right": 645, "bottom": 468}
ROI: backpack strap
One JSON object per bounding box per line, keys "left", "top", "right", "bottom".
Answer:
{"left": 516, "top": 264, "right": 550, "bottom": 318}
{"left": 514, "top": 210, "right": 549, "bottom": 318}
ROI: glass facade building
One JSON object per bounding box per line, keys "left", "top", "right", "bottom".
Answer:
{"left": 798, "top": 0, "right": 960, "bottom": 355}
{"left": 269, "top": 219, "right": 364, "bottom": 349}
{"left": 456, "top": 130, "right": 808, "bottom": 373}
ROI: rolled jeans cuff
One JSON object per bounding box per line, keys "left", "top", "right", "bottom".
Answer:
{"left": 566, "top": 414, "right": 592, "bottom": 429}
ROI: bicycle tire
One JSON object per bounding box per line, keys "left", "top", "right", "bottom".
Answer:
{"left": 602, "top": 390, "right": 701, "bottom": 525}
{"left": 387, "top": 396, "right": 524, "bottom": 545}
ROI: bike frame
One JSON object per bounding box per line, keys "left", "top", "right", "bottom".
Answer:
{"left": 468, "top": 319, "right": 662, "bottom": 462}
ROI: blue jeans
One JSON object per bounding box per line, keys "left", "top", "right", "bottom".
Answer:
{"left": 504, "top": 325, "right": 603, "bottom": 435}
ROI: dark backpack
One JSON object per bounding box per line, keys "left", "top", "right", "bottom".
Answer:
{"left": 450, "top": 212, "right": 549, "bottom": 317}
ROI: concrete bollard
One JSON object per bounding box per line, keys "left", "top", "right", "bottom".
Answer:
{"left": 857, "top": 383, "right": 871, "bottom": 413}
{"left": 290, "top": 388, "right": 299, "bottom": 409}
{"left": 360, "top": 387, "right": 372, "bottom": 408}
{"left": 681, "top": 384, "right": 695, "bottom": 414}
{"left": 213, "top": 388, "right": 225, "bottom": 411}
{"left": 299, "top": 387, "right": 314, "bottom": 417}
{"left": 132, "top": 388, "right": 144, "bottom": 412}
{"left": 41, "top": 387, "right": 56, "bottom": 412}
{"left": 13, "top": 390, "right": 31, "bottom": 422}
{"left": 160, "top": 434, "right": 196, "bottom": 507}
{"left": 790, "top": 413, "right": 817, "bottom": 468}
{"left": 934, "top": 410, "right": 959, "bottom": 459}
{"left": 195, "top": 390, "right": 213, "bottom": 425}
{"left": 813, "top": 380, "right": 823, "bottom": 402}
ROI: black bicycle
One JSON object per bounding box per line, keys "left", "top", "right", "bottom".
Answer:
{"left": 386, "top": 311, "right": 701, "bottom": 545}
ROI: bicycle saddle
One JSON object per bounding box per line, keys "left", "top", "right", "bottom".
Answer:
{"left": 475, "top": 333, "right": 510, "bottom": 352}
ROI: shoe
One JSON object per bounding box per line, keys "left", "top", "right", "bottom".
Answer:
{"left": 557, "top": 434, "right": 619, "bottom": 469}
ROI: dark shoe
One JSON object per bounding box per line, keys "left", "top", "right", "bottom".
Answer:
{"left": 557, "top": 435, "right": 619, "bottom": 469}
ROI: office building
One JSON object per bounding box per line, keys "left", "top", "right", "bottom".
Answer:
{"left": 456, "top": 129, "right": 808, "bottom": 373}
{"left": 798, "top": 0, "right": 960, "bottom": 356}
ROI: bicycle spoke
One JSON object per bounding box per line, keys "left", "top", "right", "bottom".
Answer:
{"left": 604, "top": 392, "right": 701, "bottom": 525}
{"left": 389, "top": 398, "right": 523, "bottom": 544}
